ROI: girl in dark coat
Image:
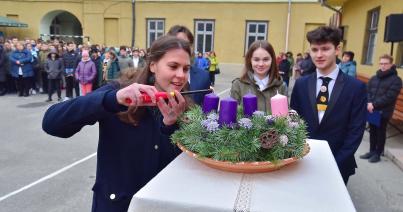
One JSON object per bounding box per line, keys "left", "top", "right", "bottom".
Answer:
{"left": 42, "top": 36, "right": 192, "bottom": 212}
{"left": 45, "top": 50, "right": 64, "bottom": 101}
{"left": 360, "top": 54, "right": 402, "bottom": 163}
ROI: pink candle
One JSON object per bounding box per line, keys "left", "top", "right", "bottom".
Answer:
{"left": 270, "top": 93, "right": 288, "bottom": 117}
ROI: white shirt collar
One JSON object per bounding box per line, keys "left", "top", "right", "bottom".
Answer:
{"left": 316, "top": 65, "right": 339, "bottom": 81}
{"left": 253, "top": 74, "right": 269, "bottom": 91}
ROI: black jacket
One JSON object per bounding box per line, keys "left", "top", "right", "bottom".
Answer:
{"left": 368, "top": 66, "right": 402, "bottom": 119}
{"left": 62, "top": 50, "right": 80, "bottom": 70}
{"left": 279, "top": 59, "right": 291, "bottom": 80}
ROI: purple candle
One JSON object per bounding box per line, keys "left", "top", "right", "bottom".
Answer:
{"left": 218, "top": 97, "right": 238, "bottom": 126}
{"left": 243, "top": 93, "right": 257, "bottom": 117}
{"left": 202, "top": 93, "right": 219, "bottom": 114}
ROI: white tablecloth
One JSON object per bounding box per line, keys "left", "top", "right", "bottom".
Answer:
{"left": 128, "top": 139, "right": 356, "bottom": 212}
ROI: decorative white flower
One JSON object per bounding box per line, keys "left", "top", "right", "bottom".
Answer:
{"left": 280, "top": 135, "right": 289, "bottom": 146}
{"left": 207, "top": 113, "right": 219, "bottom": 121}
{"left": 201, "top": 119, "right": 210, "bottom": 128}
{"left": 238, "top": 118, "right": 253, "bottom": 129}
{"left": 265, "top": 115, "right": 275, "bottom": 125}
{"left": 288, "top": 121, "right": 299, "bottom": 128}
{"left": 253, "top": 111, "right": 265, "bottom": 117}
{"left": 206, "top": 121, "right": 220, "bottom": 132}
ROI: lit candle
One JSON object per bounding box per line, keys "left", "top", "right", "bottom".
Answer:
{"left": 243, "top": 93, "right": 257, "bottom": 117}
{"left": 219, "top": 97, "right": 238, "bottom": 126}
{"left": 202, "top": 93, "right": 219, "bottom": 114}
{"left": 270, "top": 93, "right": 288, "bottom": 117}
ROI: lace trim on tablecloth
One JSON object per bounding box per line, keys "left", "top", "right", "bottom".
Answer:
{"left": 233, "top": 174, "right": 253, "bottom": 212}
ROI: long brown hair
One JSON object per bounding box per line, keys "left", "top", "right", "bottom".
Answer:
{"left": 240, "top": 40, "right": 280, "bottom": 84}
{"left": 117, "top": 35, "right": 193, "bottom": 125}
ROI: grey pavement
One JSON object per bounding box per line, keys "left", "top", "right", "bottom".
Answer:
{"left": 0, "top": 63, "right": 402, "bottom": 211}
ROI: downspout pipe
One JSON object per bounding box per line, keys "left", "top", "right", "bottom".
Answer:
{"left": 131, "top": 0, "right": 136, "bottom": 48}
{"left": 285, "top": 0, "right": 291, "bottom": 52}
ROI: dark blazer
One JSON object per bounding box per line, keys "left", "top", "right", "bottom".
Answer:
{"left": 290, "top": 71, "right": 367, "bottom": 180}
{"left": 189, "top": 66, "right": 211, "bottom": 105}
{"left": 42, "top": 84, "right": 181, "bottom": 212}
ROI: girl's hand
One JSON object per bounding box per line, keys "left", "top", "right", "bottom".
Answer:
{"left": 116, "top": 83, "right": 158, "bottom": 107}
{"left": 157, "top": 90, "right": 186, "bottom": 126}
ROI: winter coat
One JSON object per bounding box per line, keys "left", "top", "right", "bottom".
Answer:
{"left": 279, "top": 59, "right": 291, "bottom": 80}
{"left": 45, "top": 51, "right": 64, "bottom": 80}
{"left": 75, "top": 59, "right": 96, "bottom": 84}
{"left": 0, "top": 45, "right": 6, "bottom": 82}
{"left": 230, "top": 71, "right": 287, "bottom": 113}
{"left": 208, "top": 56, "right": 218, "bottom": 72}
{"left": 368, "top": 66, "right": 402, "bottom": 119}
{"left": 9, "top": 49, "right": 34, "bottom": 78}
{"left": 339, "top": 61, "right": 357, "bottom": 78}
{"left": 194, "top": 57, "right": 209, "bottom": 71}
{"left": 42, "top": 84, "right": 180, "bottom": 211}
{"left": 106, "top": 58, "right": 120, "bottom": 81}
{"left": 92, "top": 56, "right": 103, "bottom": 87}
{"left": 39, "top": 50, "right": 50, "bottom": 71}
{"left": 117, "top": 55, "right": 133, "bottom": 71}
{"left": 62, "top": 50, "right": 80, "bottom": 71}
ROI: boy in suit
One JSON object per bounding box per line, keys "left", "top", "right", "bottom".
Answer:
{"left": 290, "top": 26, "right": 367, "bottom": 184}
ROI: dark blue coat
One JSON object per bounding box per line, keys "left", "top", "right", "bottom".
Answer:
{"left": 290, "top": 71, "right": 367, "bottom": 180}
{"left": 189, "top": 66, "right": 211, "bottom": 105}
{"left": 9, "top": 49, "right": 34, "bottom": 78}
{"left": 42, "top": 84, "right": 181, "bottom": 212}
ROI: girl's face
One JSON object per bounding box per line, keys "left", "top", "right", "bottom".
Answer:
{"left": 150, "top": 49, "right": 190, "bottom": 92}
{"left": 251, "top": 47, "right": 272, "bottom": 79}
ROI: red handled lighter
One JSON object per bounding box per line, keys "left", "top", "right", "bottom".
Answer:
{"left": 125, "top": 89, "right": 213, "bottom": 105}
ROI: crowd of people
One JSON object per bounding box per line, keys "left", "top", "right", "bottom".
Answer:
{"left": 1, "top": 25, "right": 401, "bottom": 212}
{"left": 0, "top": 36, "right": 151, "bottom": 100}
{"left": 0, "top": 33, "right": 222, "bottom": 102}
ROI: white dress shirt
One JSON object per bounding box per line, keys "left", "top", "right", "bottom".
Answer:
{"left": 253, "top": 74, "right": 269, "bottom": 91}
{"left": 316, "top": 67, "right": 339, "bottom": 123}
{"left": 132, "top": 57, "right": 139, "bottom": 68}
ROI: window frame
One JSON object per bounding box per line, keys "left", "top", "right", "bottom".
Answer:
{"left": 362, "top": 7, "right": 380, "bottom": 65}
{"left": 194, "top": 19, "right": 215, "bottom": 54}
{"left": 244, "top": 20, "right": 269, "bottom": 54}
{"left": 146, "top": 18, "right": 165, "bottom": 48}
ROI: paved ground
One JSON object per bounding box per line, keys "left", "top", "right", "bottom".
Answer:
{"left": 0, "top": 63, "right": 402, "bottom": 212}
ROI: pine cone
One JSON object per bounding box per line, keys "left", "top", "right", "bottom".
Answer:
{"left": 181, "top": 116, "right": 191, "bottom": 124}
{"left": 259, "top": 129, "right": 279, "bottom": 149}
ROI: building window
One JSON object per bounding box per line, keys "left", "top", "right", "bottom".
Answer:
{"left": 147, "top": 19, "right": 164, "bottom": 48}
{"left": 194, "top": 20, "right": 214, "bottom": 54}
{"left": 362, "top": 7, "right": 380, "bottom": 65}
{"left": 245, "top": 21, "right": 268, "bottom": 52}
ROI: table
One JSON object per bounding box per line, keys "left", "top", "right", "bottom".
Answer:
{"left": 128, "top": 139, "right": 356, "bottom": 212}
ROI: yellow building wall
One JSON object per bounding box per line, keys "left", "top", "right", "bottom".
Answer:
{"left": 136, "top": 2, "right": 333, "bottom": 63}
{"left": 341, "top": 0, "right": 403, "bottom": 76}
{"left": 0, "top": 0, "right": 333, "bottom": 63}
{"left": 0, "top": 0, "right": 83, "bottom": 40}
